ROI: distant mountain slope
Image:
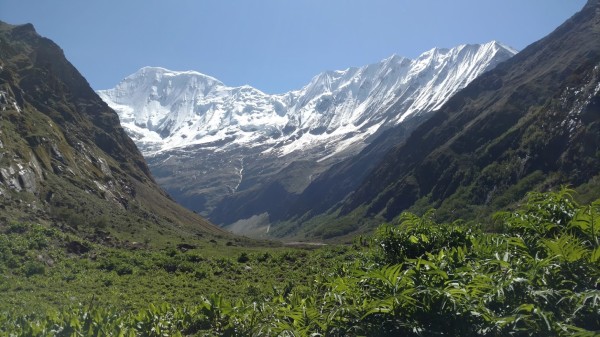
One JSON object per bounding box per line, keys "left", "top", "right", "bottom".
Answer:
{"left": 335, "top": 0, "right": 600, "bottom": 232}
{"left": 0, "top": 21, "right": 225, "bottom": 242}
{"left": 98, "top": 42, "right": 515, "bottom": 235}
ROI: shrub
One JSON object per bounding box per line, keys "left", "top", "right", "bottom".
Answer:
{"left": 23, "top": 260, "right": 45, "bottom": 277}
{"left": 373, "top": 209, "right": 477, "bottom": 264}
{"left": 237, "top": 252, "right": 250, "bottom": 263}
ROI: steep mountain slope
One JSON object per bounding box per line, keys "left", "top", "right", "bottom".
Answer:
{"left": 0, "top": 21, "right": 225, "bottom": 243}
{"left": 99, "top": 42, "right": 515, "bottom": 234}
{"left": 336, "top": 0, "right": 600, "bottom": 232}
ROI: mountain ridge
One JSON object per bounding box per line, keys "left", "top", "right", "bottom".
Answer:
{"left": 99, "top": 41, "right": 515, "bottom": 159}
{"left": 0, "top": 21, "right": 225, "bottom": 243}
{"left": 335, "top": 0, "right": 600, "bottom": 230}
{"left": 98, "top": 41, "right": 516, "bottom": 235}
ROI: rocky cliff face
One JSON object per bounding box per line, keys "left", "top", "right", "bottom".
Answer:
{"left": 0, "top": 22, "right": 224, "bottom": 242}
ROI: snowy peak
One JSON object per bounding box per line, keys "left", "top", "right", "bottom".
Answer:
{"left": 138, "top": 66, "right": 223, "bottom": 84}
{"left": 96, "top": 41, "right": 516, "bottom": 229}
{"left": 98, "top": 66, "right": 285, "bottom": 154}
{"left": 286, "top": 40, "right": 516, "bottom": 130}
{"left": 110, "top": 66, "right": 225, "bottom": 107}
{"left": 98, "top": 41, "right": 516, "bottom": 157}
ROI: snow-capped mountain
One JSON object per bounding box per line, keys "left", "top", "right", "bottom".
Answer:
{"left": 99, "top": 41, "right": 515, "bottom": 159}
{"left": 98, "top": 41, "right": 516, "bottom": 233}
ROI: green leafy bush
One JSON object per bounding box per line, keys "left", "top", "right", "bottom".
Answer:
{"left": 1, "top": 189, "right": 598, "bottom": 336}
{"left": 23, "top": 261, "right": 45, "bottom": 277}
{"left": 373, "top": 209, "right": 477, "bottom": 264}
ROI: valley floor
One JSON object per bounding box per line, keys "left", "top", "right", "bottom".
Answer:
{"left": 1, "top": 189, "right": 599, "bottom": 336}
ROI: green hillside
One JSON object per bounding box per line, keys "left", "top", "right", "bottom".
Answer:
{"left": 0, "top": 21, "right": 226, "bottom": 246}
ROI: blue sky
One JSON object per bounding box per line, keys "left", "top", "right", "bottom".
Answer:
{"left": 1, "top": 0, "right": 587, "bottom": 93}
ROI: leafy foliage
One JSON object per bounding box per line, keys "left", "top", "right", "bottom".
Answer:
{"left": 1, "top": 189, "right": 599, "bottom": 336}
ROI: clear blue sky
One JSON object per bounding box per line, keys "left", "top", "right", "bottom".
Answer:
{"left": 1, "top": 0, "right": 587, "bottom": 93}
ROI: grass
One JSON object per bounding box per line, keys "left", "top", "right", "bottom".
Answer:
{"left": 1, "top": 189, "right": 599, "bottom": 336}
{"left": 0, "top": 221, "right": 351, "bottom": 317}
